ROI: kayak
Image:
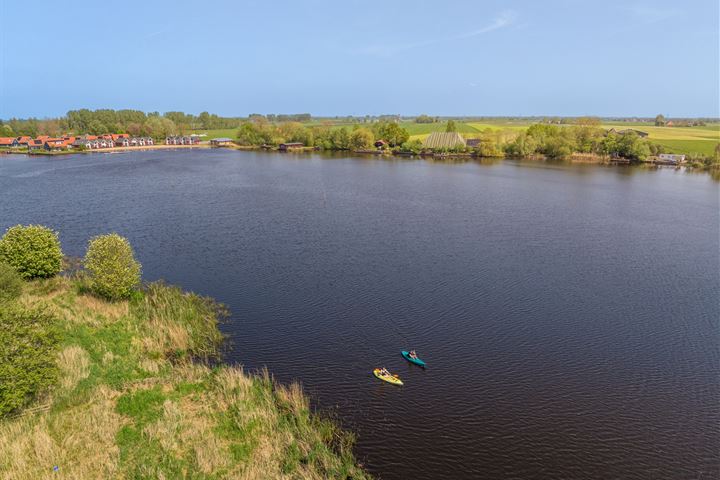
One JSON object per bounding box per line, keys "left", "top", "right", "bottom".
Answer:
{"left": 373, "top": 368, "right": 403, "bottom": 386}
{"left": 401, "top": 351, "right": 426, "bottom": 367}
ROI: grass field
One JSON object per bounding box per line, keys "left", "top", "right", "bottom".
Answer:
{"left": 194, "top": 129, "right": 238, "bottom": 140}
{"left": 0, "top": 277, "right": 367, "bottom": 479}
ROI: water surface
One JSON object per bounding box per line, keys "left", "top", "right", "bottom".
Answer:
{"left": 1, "top": 150, "right": 718, "bottom": 479}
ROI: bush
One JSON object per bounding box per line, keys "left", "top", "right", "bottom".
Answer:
{"left": 0, "top": 304, "right": 58, "bottom": 417}
{"left": 0, "top": 262, "right": 23, "bottom": 303}
{"left": 0, "top": 225, "right": 63, "bottom": 279}
{"left": 84, "top": 234, "right": 142, "bottom": 301}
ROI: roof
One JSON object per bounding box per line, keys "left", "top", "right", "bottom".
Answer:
{"left": 465, "top": 138, "right": 481, "bottom": 147}
{"left": 0, "top": 137, "right": 17, "bottom": 145}
{"left": 422, "top": 132, "right": 466, "bottom": 149}
{"left": 211, "top": 138, "right": 233, "bottom": 142}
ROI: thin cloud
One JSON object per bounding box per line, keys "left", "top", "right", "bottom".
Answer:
{"left": 353, "top": 10, "right": 517, "bottom": 57}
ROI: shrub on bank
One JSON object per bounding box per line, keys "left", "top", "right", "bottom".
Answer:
{"left": 0, "top": 225, "right": 63, "bottom": 279}
{"left": 84, "top": 233, "right": 142, "bottom": 301}
{"left": 0, "top": 304, "right": 59, "bottom": 417}
{"left": 0, "top": 262, "right": 23, "bottom": 303}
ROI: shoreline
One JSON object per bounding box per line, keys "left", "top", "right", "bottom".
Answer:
{"left": 2, "top": 143, "right": 715, "bottom": 173}
{"left": 1, "top": 144, "right": 212, "bottom": 156}
{"left": 0, "top": 275, "right": 369, "bottom": 478}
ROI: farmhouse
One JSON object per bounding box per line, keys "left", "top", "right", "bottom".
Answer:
{"left": 0, "top": 137, "right": 19, "bottom": 148}
{"left": 422, "top": 132, "right": 466, "bottom": 150}
{"left": 210, "top": 138, "right": 233, "bottom": 146}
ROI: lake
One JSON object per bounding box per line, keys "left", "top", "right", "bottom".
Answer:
{"left": 1, "top": 150, "right": 718, "bottom": 479}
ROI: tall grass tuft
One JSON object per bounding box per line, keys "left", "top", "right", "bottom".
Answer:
{"left": 132, "top": 282, "right": 226, "bottom": 362}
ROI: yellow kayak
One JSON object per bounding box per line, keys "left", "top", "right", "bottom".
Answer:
{"left": 373, "top": 368, "right": 403, "bottom": 386}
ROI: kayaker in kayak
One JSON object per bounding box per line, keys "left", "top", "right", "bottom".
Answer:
{"left": 379, "top": 367, "right": 391, "bottom": 376}
{"left": 409, "top": 350, "right": 418, "bottom": 359}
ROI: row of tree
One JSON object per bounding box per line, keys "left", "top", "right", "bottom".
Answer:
{"left": 235, "top": 120, "right": 411, "bottom": 150}
{"left": 1, "top": 109, "right": 250, "bottom": 138}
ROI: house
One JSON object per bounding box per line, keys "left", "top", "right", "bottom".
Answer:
{"left": 28, "top": 139, "right": 45, "bottom": 150}
{"left": 465, "top": 138, "right": 481, "bottom": 148}
{"left": 43, "top": 139, "right": 70, "bottom": 151}
{"left": 15, "top": 136, "right": 32, "bottom": 146}
{"left": 374, "top": 140, "right": 387, "bottom": 149}
{"left": 115, "top": 137, "right": 130, "bottom": 147}
{"left": 72, "top": 139, "right": 93, "bottom": 149}
{"left": 210, "top": 138, "right": 233, "bottom": 146}
{"left": 279, "top": 142, "right": 304, "bottom": 151}
{"left": 422, "top": 132, "right": 466, "bottom": 150}
{"left": 111, "top": 134, "right": 129, "bottom": 142}
{"left": 658, "top": 153, "right": 686, "bottom": 164}
{"left": 0, "top": 137, "right": 19, "bottom": 148}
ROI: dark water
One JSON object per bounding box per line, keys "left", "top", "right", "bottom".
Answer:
{"left": 1, "top": 150, "right": 718, "bottom": 479}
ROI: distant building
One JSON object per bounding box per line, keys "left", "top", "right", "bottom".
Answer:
{"left": 0, "top": 137, "right": 19, "bottom": 148}
{"left": 465, "top": 138, "right": 481, "bottom": 148}
{"left": 165, "top": 135, "right": 200, "bottom": 145}
{"left": 279, "top": 142, "right": 304, "bottom": 151}
{"left": 43, "top": 138, "right": 71, "bottom": 151}
{"left": 422, "top": 132, "right": 466, "bottom": 150}
{"left": 374, "top": 140, "right": 387, "bottom": 149}
{"left": 658, "top": 153, "right": 686, "bottom": 164}
{"left": 210, "top": 138, "right": 233, "bottom": 146}
{"left": 28, "top": 139, "right": 45, "bottom": 150}
{"left": 606, "top": 128, "right": 649, "bottom": 138}
{"left": 15, "top": 136, "right": 32, "bottom": 146}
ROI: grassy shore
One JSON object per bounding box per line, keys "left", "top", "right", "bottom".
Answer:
{"left": 0, "top": 277, "right": 368, "bottom": 479}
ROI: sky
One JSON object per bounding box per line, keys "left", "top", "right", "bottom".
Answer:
{"left": 1, "top": 0, "right": 718, "bottom": 118}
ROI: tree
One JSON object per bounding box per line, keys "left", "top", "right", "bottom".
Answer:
{"left": 415, "top": 114, "right": 435, "bottom": 124}
{"left": 0, "top": 262, "right": 22, "bottom": 303}
{"left": 0, "top": 124, "right": 14, "bottom": 137}
{"left": 655, "top": 114, "right": 666, "bottom": 126}
{"left": 83, "top": 234, "right": 142, "bottom": 301}
{"left": 144, "top": 117, "right": 177, "bottom": 139}
{"left": 373, "top": 121, "right": 409, "bottom": 146}
{"left": 445, "top": 120, "right": 457, "bottom": 132}
{"left": 0, "top": 304, "right": 58, "bottom": 417}
{"left": 349, "top": 128, "right": 375, "bottom": 150}
{"left": 0, "top": 225, "right": 63, "bottom": 279}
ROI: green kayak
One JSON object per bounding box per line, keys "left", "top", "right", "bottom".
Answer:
{"left": 401, "top": 350, "right": 426, "bottom": 367}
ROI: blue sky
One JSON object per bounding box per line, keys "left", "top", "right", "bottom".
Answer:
{"left": 1, "top": 0, "right": 718, "bottom": 118}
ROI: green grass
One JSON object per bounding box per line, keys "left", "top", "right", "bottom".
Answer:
{"left": 194, "top": 128, "right": 239, "bottom": 140}
{"left": 0, "top": 277, "right": 369, "bottom": 479}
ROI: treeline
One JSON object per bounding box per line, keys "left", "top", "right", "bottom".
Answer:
{"left": 236, "top": 120, "right": 410, "bottom": 150}
{"left": 504, "top": 122, "right": 661, "bottom": 161}
{"left": 249, "top": 113, "right": 312, "bottom": 123}
{"left": 0, "top": 109, "right": 246, "bottom": 139}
